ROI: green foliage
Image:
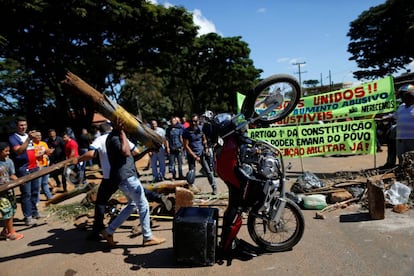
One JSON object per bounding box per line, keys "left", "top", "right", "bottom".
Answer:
{"left": 303, "top": 79, "right": 319, "bottom": 87}
{"left": 347, "top": 0, "right": 414, "bottom": 80}
{"left": 0, "top": 0, "right": 261, "bottom": 134}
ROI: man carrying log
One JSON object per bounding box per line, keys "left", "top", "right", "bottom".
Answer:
{"left": 100, "top": 119, "right": 166, "bottom": 247}
{"left": 77, "top": 122, "right": 172, "bottom": 241}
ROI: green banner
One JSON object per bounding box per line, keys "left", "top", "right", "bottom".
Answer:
{"left": 275, "top": 76, "right": 396, "bottom": 125}
{"left": 248, "top": 119, "right": 376, "bottom": 158}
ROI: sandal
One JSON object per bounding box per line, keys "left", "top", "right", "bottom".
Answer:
{"left": 6, "top": 232, "right": 24, "bottom": 241}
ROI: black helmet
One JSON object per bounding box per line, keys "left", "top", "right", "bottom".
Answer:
{"left": 213, "top": 113, "right": 234, "bottom": 136}
{"left": 398, "top": 84, "right": 414, "bottom": 98}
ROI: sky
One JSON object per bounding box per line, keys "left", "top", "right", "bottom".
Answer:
{"left": 149, "top": 0, "right": 411, "bottom": 85}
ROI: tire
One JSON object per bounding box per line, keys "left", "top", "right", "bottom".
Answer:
{"left": 241, "top": 74, "right": 301, "bottom": 125}
{"left": 247, "top": 198, "right": 305, "bottom": 252}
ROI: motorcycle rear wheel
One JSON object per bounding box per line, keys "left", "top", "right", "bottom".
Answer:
{"left": 241, "top": 74, "right": 301, "bottom": 125}
{"left": 247, "top": 198, "right": 305, "bottom": 252}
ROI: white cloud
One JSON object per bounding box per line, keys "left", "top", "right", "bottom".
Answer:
{"left": 277, "top": 57, "right": 290, "bottom": 63}
{"left": 192, "top": 9, "right": 217, "bottom": 35}
{"left": 257, "top": 8, "right": 266, "bottom": 13}
{"left": 154, "top": 2, "right": 218, "bottom": 36}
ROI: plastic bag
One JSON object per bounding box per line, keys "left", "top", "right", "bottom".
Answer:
{"left": 384, "top": 181, "right": 411, "bottom": 205}
{"left": 291, "top": 171, "right": 325, "bottom": 193}
{"left": 302, "top": 194, "right": 327, "bottom": 210}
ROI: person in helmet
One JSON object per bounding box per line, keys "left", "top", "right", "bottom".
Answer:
{"left": 393, "top": 84, "right": 414, "bottom": 164}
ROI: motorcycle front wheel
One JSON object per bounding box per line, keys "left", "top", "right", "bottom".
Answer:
{"left": 247, "top": 198, "right": 305, "bottom": 252}
{"left": 241, "top": 74, "right": 301, "bottom": 125}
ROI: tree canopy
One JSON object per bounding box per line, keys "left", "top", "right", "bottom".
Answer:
{"left": 0, "top": 0, "right": 261, "bottom": 135}
{"left": 347, "top": 0, "right": 414, "bottom": 80}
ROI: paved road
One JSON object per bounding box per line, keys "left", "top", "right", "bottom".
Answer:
{"left": 1, "top": 151, "right": 414, "bottom": 275}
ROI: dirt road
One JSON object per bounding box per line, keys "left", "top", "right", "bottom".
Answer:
{"left": 1, "top": 151, "right": 414, "bottom": 275}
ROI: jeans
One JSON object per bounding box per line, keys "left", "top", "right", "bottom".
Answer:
{"left": 168, "top": 149, "right": 183, "bottom": 179}
{"left": 79, "top": 148, "right": 93, "bottom": 167}
{"left": 106, "top": 175, "right": 152, "bottom": 240}
{"left": 187, "top": 152, "right": 216, "bottom": 188}
{"left": 150, "top": 147, "right": 166, "bottom": 181}
{"left": 39, "top": 168, "right": 53, "bottom": 201}
{"left": 17, "top": 166, "right": 41, "bottom": 219}
{"left": 92, "top": 178, "right": 119, "bottom": 233}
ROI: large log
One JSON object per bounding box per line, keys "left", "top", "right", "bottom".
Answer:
{"left": 0, "top": 158, "right": 76, "bottom": 194}
{"left": 61, "top": 71, "right": 163, "bottom": 150}
{"left": 45, "top": 182, "right": 94, "bottom": 206}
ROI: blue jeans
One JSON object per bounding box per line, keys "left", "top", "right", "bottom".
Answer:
{"left": 168, "top": 149, "right": 183, "bottom": 179}
{"left": 150, "top": 147, "right": 166, "bottom": 181}
{"left": 39, "top": 167, "right": 53, "bottom": 201}
{"left": 17, "top": 166, "right": 41, "bottom": 219}
{"left": 106, "top": 175, "right": 152, "bottom": 240}
{"left": 187, "top": 152, "right": 216, "bottom": 188}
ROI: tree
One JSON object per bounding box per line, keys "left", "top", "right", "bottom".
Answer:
{"left": 160, "top": 33, "right": 261, "bottom": 116}
{"left": 0, "top": 0, "right": 198, "bottom": 132}
{"left": 347, "top": 0, "right": 414, "bottom": 80}
{"left": 303, "top": 79, "right": 319, "bottom": 88}
{"left": 0, "top": 0, "right": 261, "bottom": 132}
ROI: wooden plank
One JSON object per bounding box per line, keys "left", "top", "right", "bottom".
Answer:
{"left": 0, "top": 158, "right": 76, "bottom": 194}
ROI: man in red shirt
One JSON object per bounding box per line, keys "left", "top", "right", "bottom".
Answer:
{"left": 62, "top": 131, "right": 79, "bottom": 192}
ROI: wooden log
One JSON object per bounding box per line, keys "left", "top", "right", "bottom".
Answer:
{"left": 61, "top": 71, "right": 163, "bottom": 150}
{"left": 175, "top": 187, "right": 194, "bottom": 212}
{"left": 45, "top": 182, "right": 94, "bottom": 206}
{"left": 367, "top": 177, "right": 385, "bottom": 220}
{"left": 143, "top": 180, "right": 188, "bottom": 194}
{"left": 0, "top": 158, "right": 76, "bottom": 194}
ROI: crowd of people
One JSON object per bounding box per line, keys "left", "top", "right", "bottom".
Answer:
{"left": 0, "top": 111, "right": 218, "bottom": 246}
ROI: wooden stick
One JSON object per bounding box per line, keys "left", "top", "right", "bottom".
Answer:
{"left": 0, "top": 158, "right": 76, "bottom": 194}
{"left": 319, "top": 197, "right": 359, "bottom": 213}
{"left": 45, "top": 183, "right": 94, "bottom": 206}
{"left": 61, "top": 71, "right": 163, "bottom": 150}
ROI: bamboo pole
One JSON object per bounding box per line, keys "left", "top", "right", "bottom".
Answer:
{"left": 61, "top": 71, "right": 163, "bottom": 150}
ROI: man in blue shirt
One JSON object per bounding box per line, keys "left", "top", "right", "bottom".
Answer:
{"left": 183, "top": 114, "right": 217, "bottom": 195}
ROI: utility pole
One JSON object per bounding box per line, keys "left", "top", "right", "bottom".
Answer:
{"left": 328, "top": 69, "right": 332, "bottom": 90}
{"left": 292, "top": 61, "right": 307, "bottom": 87}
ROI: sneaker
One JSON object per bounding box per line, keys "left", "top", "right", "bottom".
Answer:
{"left": 5, "top": 232, "right": 24, "bottom": 241}
{"left": 212, "top": 187, "right": 218, "bottom": 195}
{"left": 101, "top": 230, "right": 117, "bottom": 247}
{"left": 24, "top": 217, "right": 37, "bottom": 226}
{"left": 161, "top": 195, "right": 173, "bottom": 211}
{"left": 142, "top": 236, "right": 166, "bottom": 247}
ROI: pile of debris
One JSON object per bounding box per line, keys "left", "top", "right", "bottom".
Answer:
{"left": 289, "top": 155, "right": 414, "bottom": 220}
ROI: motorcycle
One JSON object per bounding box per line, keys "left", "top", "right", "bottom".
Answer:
{"left": 212, "top": 74, "right": 305, "bottom": 256}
